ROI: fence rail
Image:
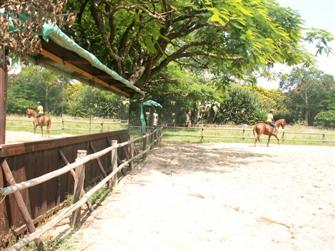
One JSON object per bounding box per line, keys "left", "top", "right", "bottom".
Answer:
{"left": 1, "top": 127, "right": 163, "bottom": 250}
{"left": 163, "top": 126, "right": 335, "bottom": 144}
{"left": 7, "top": 117, "right": 128, "bottom": 134}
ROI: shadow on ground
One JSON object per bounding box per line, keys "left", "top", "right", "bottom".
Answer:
{"left": 140, "top": 143, "right": 274, "bottom": 176}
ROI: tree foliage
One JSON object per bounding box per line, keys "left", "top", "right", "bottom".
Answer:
{"left": 314, "top": 110, "right": 335, "bottom": 128}
{"left": 0, "top": 0, "right": 73, "bottom": 57}
{"left": 279, "top": 67, "right": 335, "bottom": 125}
{"left": 141, "top": 64, "right": 223, "bottom": 126}
{"left": 66, "top": 82, "right": 128, "bottom": 118}
{"left": 247, "top": 85, "right": 287, "bottom": 113}
{"left": 7, "top": 65, "right": 69, "bottom": 114}
{"left": 66, "top": 0, "right": 316, "bottom": 87}
{"left": 215, "top": 84, "right": 265, "bottom": 125}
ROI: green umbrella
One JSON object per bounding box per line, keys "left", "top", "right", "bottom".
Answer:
{"left": 140, "top": 100, "right": 162, "bottom": 134}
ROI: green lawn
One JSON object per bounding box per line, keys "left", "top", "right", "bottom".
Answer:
{"left": 6, "top": 114, "right": 128, "bottom": 135}
{"left": 163, "top": 125, "right": 335, "bottom": 146}
{"left": 6, "top": 114, "right": 335, "bottom": 146}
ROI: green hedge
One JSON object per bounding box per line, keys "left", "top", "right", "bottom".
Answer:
{"left": 314, "top": 110, "right": 335, "bottom": 128}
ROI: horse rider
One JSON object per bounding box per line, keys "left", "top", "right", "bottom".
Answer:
{"left": 266, "top": 109, "right": 275, "bottom": 128}
{"left": 37, "top": 101, "right": 44, "bottom": 118}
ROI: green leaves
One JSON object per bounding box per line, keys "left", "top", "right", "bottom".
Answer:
{"left": 67, "top": 0, "right": 313, "bottom": 86}
{"left": 304, "top": 28, "right": 334, "bottom": 56}
{"left": 279, "top": 67, "right": 335, "bottom": 125}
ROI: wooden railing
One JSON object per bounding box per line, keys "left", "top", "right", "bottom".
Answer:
{"left": 7, "top": 117, "right": 129, "bottom": 134}
{"left": 1, "top": 127, "right": 163, "bottom": 251}
{"left": 163, "top": 126, "right": 335, "bottom": 145}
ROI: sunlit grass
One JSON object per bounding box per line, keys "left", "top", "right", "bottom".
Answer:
{"left": 7, "top": 114, "right": 128, "bottom": 135}
{"left": 163, "top": 125, "right": 335, "bottom": 146}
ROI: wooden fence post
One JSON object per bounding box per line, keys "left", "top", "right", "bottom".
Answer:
{"left": 322, "top": 133, "right": 325, "bottom": 143}
{"left": 242, "top": 128, "right": 245, "bottom": 140}
{"left": 143, "top": 134, "right": 149, "bottom": 159}
{"left": 129, "top": 142, "right": 134, "bottom": 170}
{"left": 61, "top": 118, "right": 65, "bottom": 132}
{"left": 201, "top": 127, "right": 204, "bottom": 142}
{"left": 1, "top": 160, "right": 44, "bottom": 249}
{"left": 71, "top": 150, "right": 87, "bottom": 229}
{"left": 143, "top": 134, "right": 147, "bottom": 152}
{"left": 111, "top": 140, "right": 118, "bottom": 186}
{"left": 100, "top": 121, "right": 104, "bottom": 133}
{"left": 89, "top": 115, "right": 92, "bottom": 133}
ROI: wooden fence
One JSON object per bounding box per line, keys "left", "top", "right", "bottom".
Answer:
{"left": 7, "top": 117, "right": 129, "bottom": 134}
{"left": 163, "top": 126, "right": 335, "bottom": 145}
{"left": 0, "top": 127, "right": 162, "bottom": 250}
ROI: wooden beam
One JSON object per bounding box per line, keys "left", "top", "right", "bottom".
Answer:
{"left": 0, "top": 130, "right": 157, "bottom": 196}
{"left": 71, "top": 150, "right": 86, "bottom": 228}
{"left": 63, "top": 59, "right": 91, "bottom": 65}
{"left": 40, "top": 49, "right": 130, "bottom": 97}
{"left": 89, "top": 142, "right": 107, "bottom": 178}
{"left": 0, "top": 129, "right": 129, "bottom": 157}
{"left": 59, "top": 150, "right": 91, "bottom": 210}
{"left": 58, "top": 150, "right": 76, "bottom": 180}
{"left": 0, "top": 48, "right": 8, "bottom": 144}
{"left": 6, "top": 128, "right": 163, "bottom": 250}
{"left": 1, "top": 160, "right": 43, "bottom": 249}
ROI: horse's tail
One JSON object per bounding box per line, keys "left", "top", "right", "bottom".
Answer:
{"left": 47, "top": 118, "right": 51, "bottom": 128}
{"left": 252, "top": 125, "right": 257, "bottom": 136}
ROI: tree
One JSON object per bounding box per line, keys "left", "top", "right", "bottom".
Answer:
{"left": 142, "top": 64, "right": 223, "bottom": 126}
{"left": 216, "top": 84, "right": 264, "bottom": 125}
{"left": 66, "top": 82, "right": 128, "bottom": 118}
{"left": 66, "top": 0, "right": 318, "bottom": 88}
{"left": 279, "top": 67, "right": 334, "bottom": 125}
{"left": 0, "top": 0, "right": 73, "bottom": 57}
{"left": 7, "top": 65, "right": 69, "bottom": 114}
{"left": 248, "top": 85, "right": 287, "bottom": 114}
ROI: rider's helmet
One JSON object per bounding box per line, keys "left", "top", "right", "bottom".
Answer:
{"left": 269, "top": 109, "right": 274, "bottom": 113}
{"left": 37, "top": 101, "right": 41, "bottom": 105}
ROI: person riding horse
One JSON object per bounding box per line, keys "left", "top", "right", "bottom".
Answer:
{"left": 266, "top": 109, "right": 275, "bottom": 128}
{"left": 37, "top": 101, "right": 44, "bottom": 118}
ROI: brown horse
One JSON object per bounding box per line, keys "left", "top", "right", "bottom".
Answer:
{"left": 253, "top": 119, "right": 286, "bottom": 147}
{"left": 26, "top": 108, "right": 51, "bottom": 136}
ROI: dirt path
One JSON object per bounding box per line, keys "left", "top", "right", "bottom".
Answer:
{"left": 5, "top": 131, "right": 73, "bottom": 144}
{"left": 53, "top": 143, "right": 335, "bottom": 251}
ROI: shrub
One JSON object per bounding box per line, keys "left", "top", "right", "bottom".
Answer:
{"left": 314, "top": 110, "right": 335, "bottom": 128}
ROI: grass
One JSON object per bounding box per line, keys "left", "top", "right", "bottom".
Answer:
{"left": 6, "top": 114, "right": 335, "bottom": 146}
{"left": 163, "top": 125, "right": 335, "bottom": 146}
{"left": 7, "top": 114, "right": 128, "bottom": 135}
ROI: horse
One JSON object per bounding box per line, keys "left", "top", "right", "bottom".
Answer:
{"left": 26, "top": 108, "right": 51, "bottom": 136}
{"left": 253, "top": 119, "right": 286, "bottom": 147}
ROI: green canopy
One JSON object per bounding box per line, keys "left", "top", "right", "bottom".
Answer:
{"left": 142, "top": 100, "right": 163, "bottom": 108}
{"left": 1, "top": 8, "right": 144, "bottom": 96}
{"left": 140, "top": 100, "right": 162, "bottom": 134}
{"left": 40, "top": 23, "right": 143, "bottom": 96}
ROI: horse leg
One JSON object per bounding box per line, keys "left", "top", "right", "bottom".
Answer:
{"left": 40, "top": 126, "right": 44, "bottom": 136}
{"left": 33, "top": 122, "right": 37, "bottom": 134}
{"left": 267, "top": 135, "right": 271, "bottom": 147}
{"left": 256, "top": 135, "right": 262, "bottom": 146}
{"left": 273, "top": 134, "right": 280, "bottom": 145}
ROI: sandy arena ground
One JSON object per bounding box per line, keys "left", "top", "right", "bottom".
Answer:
{"left": 47, "top": 142, "right": 335, "bottom": 251}
{"left": 5, "top": 131, "right": 73, "bottom": 144}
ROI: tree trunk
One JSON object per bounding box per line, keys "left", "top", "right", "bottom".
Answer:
{"left": 304, "top": 92, "right": 309, "bottom": 125}
{"left": 186, "top": 110, "right": 192, "bottom": 127}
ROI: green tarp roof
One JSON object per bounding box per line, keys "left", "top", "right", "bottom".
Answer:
{"left": 1, "top": 7, "right": 144, "bottom": 96}
{"left": 40, "top": 23, "right": 143, "bottom": 96}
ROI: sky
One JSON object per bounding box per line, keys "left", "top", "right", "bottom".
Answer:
{"left": 258, "top": 0, "right": 335, "bottom": 89}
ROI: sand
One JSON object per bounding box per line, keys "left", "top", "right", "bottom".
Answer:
{"left": 51, "top": 142, "right": 335, "bottom": 251}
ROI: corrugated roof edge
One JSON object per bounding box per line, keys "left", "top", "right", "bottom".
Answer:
{"left": 41, "top": 22, "right": 144, "bottom": 96}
